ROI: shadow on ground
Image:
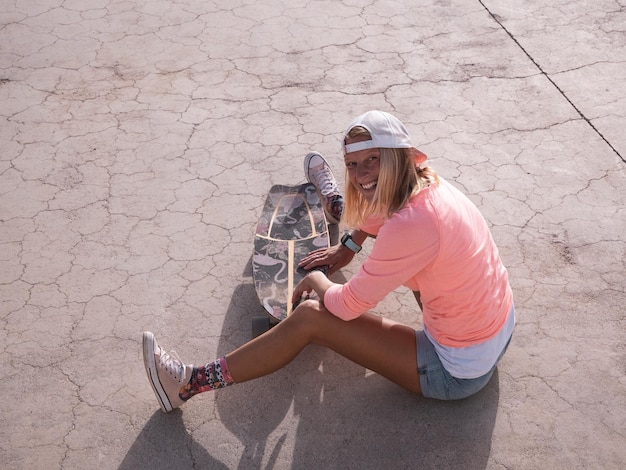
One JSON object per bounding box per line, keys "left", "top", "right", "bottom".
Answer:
{"left": 118, "top": 408, "right": 228, "bottom": 469}
{"left": 121, "top": 257, "right": 500, "bottom": 469}
{"left": 216, "top": 344, "right": 500, "bottom": 469}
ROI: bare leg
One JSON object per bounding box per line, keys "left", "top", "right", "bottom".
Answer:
{"left": 226, "top": 300, "right": 421, "bottom": 394}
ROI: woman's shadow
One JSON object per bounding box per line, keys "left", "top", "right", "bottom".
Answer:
{"left": 214, "top": 258, "right": 501, "bottom": 469}
{"left": 121, "top": 253, "right": 501, "bottom": 469}
{"left": 118, "top": 409, "right": 228, "bottom": 470}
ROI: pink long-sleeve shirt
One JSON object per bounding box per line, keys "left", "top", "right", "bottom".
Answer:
{"left": 324, "top": 178, "right": 513, "bottom": 348}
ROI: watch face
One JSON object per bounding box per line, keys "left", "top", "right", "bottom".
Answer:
{"left": 341, "top": 233, "right": 360, "bottom": 253}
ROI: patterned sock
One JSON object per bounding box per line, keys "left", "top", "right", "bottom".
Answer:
{"left": 179, "top": 357, "right": 235, "bottom": 401}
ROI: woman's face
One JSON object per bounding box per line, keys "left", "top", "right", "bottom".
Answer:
{"left": 344, "top": 135, "right": 381, "bottom": 203}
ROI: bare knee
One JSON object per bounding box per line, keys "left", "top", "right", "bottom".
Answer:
{"left": 284, "top": 299, "right": 330, "bottom": 341}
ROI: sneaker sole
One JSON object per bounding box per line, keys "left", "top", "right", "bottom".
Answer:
{"left": 142, "top": 331, "right": 173, "bottom": 413}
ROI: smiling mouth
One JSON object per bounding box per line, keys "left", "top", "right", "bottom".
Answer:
{"left": 361, "top": 181, "right": 377, "bottom": 190}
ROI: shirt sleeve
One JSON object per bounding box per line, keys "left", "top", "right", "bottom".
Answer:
{"left": 324, "top": 201, "right": 440, "bottom": 320}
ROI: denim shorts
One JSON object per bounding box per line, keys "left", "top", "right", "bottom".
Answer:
{"left": 415, "top": 330, "right": 512, "bottom": 400}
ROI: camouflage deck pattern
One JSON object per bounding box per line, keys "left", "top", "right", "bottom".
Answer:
{"left": 253, "top": 183, "right": 329, "bottom": 322}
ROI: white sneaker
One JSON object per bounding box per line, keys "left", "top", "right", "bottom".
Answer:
{"left": 304, "top": 152, "right": 344, "bottom": 224}
{"left": 142, "top": 331, "right": 194, "bottom": 413}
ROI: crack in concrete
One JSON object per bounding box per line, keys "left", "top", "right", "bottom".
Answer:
{"left": 478, "top": 0, "right": 625, "bottom": 163}
{"left": 1, "top": 1, "right": 624, "bottom": 468}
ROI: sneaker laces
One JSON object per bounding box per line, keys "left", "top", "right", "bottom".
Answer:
{"left": 159, "top": 349, "right": 187, "bottom": 384}
{"left": 310, "top": 165, "right": 339, "bottom": 197}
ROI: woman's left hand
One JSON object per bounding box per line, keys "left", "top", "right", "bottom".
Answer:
{"left": 299, "top": 244, "right": 355, "bottom": 276}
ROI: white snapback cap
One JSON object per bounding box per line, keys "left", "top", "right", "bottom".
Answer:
{"left": 342, "top": 110, "right": 413, "bottom": 154}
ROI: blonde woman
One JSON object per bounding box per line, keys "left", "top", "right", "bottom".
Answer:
{"left": 143, "top": 110, "right": 515, "bottom": 412}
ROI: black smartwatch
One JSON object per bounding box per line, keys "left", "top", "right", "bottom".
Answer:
{"left": 340, "top": 232, "right": 362, "bottom": 253}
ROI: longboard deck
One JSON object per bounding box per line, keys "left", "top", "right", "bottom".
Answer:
{"left": 252, "top": 183, "right": 329, "bottom": 322}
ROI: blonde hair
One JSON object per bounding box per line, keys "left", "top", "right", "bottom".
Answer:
{"left": 341, "top": 126, "right": 439, "bottom": 229}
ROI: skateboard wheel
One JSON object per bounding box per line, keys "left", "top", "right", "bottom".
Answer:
{"left": 252, "top": 317, "right": 271, "bottom": 338}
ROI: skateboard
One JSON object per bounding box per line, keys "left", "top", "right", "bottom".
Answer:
{"left": 252, "top": 183, "right": 330, "bottom": 337}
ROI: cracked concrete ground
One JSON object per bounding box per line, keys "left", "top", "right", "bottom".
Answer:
{"left": 1, "top": 0, "right": 625, "bottom": 468}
